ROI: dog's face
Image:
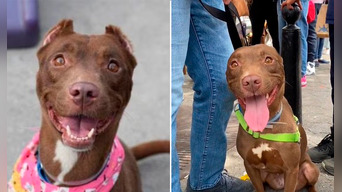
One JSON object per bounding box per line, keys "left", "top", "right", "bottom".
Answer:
{"left": 226, "top": 44, "right": 285, "bottom": 131}
{"left": 36, "top": 20, "right": 136, "bottom": 150}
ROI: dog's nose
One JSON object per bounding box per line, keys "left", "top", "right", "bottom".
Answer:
{"left": 69, "top": 82, "right": 99, "bottom": 106}
{"left": 242, "top": 75, "right": 262, "bottom": 92}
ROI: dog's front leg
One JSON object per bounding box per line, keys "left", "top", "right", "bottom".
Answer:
{"left": 284, "top": 167, "right": 299, "bottom": 192}
{"left": 244, "top": 161, "right": 264, "bottom": 192}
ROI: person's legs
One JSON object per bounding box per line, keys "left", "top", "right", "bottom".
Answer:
{"left": 314, "top": 3, "right": 324, "bottom": 61}
{"left": 277, "top": 0, "right": 286, "bottom": 49}
{"left": 278, "top": 0, "right": 309, "bottom": 82}
{"left": 296, "top": 0, "right": 309, "bottom": 77}
{"left": 316, "top": 38, "right": 324, "bottom": 60}
{"left": 186, "top": 0, "right": 254, "bottom": 184}
{"left": 306, "top": 3, "right": 317, "bottom": 75}
{"left": 266, "top": 0, "right": 280, "bottom": 52}
{"left": 309, "top": 23, "right": 334, "bottom": 174}
{"left": 329, "top": 24, "right": 334, "bottom": 134}
{"left": 307, "top": 13, "right": 317, "bottom": 62}
{"left": 314, "top": 3, "right": 321, "bottom": 22}
{"left": 250, "top": 0, "right": 267, "bottom": 46}
{"left": 171, "top": 0, "right": 191, "bottom": 191}
{"left": 185, "top": 0, "right": 235, "bottom": 189}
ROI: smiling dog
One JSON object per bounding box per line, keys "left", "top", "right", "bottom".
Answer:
{"left": 9, "top": 19, "right": 169, "bottom": 192}
{"left": 226, "top": 44, "right": 319, "bottom": 192}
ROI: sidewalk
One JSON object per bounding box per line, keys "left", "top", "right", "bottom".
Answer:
{"left": 176, "top": 57, "right": 334, "bottom": 191}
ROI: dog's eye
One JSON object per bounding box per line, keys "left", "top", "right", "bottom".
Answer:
{"left": 265, "top": 57, "right": 273, "bottom": 64}
{"left": 108, "top": 60, "right": 120, "bottom": 73}
{"left": 230, "top": 61, "right": 239, "bottom": 68}
{"left": 53, "top": 55, "right": 65, "bottom": 66}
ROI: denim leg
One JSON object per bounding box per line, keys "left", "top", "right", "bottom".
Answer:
{"left": 277, "top": 0, "right": 285, "bottom": 46}
{"left": 316, "top": 38, "right": 324, "bottom": 59}
{"left": 307, "top": 9, "right": 317, "bottom": 62}
{"left": 297, "top": 0, "right": 309, "bottom": 76}
{"left": 185, "top": 0, "right": 235, "bottom": 190}
{"left": 278, "top": 0, "right": 309, "bottom": 76}
{"left": 171, "top": 0, "right": 191, "bottom": 191}
{"left": 315, "top": 3, "right": 324, "bottom": 59}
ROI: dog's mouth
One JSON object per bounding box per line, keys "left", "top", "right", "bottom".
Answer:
{"left": 238, "top": 85, "right": 279, "bottom": 108}
{"left": 48, "top": 107, "right": 114, "bottom": 150}
{"left": 237, "top": 86, "right": 279, "bottom": 132}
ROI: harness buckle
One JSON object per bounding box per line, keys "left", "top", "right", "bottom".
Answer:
{"left": 234, "top": 103, "right": 240, "bottom": 112}
{"left": 252, "top": 131, "right": 260, "bottom": 139}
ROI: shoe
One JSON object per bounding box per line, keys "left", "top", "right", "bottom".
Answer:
{"left": 318, "top": 58, "right": 330, "bottom": 64}
{"left": 306, "top": 62, "right": 315, "bottom": 76}
{"left": 322, "top": 158, "right": 334, "bottom": 175}
{"left": 314, "top": 59, "right": 320, "bottom": 67}
{"left": 308, "top": 134, "right": 334, "bottom": 163}
{"left": 186, "top": 170, "right": 254, "bottom": 192}
{"left": 301, "top": 76, "right": 307, "bottom": 87}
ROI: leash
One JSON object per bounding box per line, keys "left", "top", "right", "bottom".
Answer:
{"left": 198, "top": 0, "right": 248, "bottom": 49}
{"left": 234, "top": 103, "right": 301, "bottom": 143}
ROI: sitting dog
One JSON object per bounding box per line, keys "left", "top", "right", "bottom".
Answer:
{"left": 9, "top": 19, "right": 169, "bottom": 192}
{"left": 226, "top": 44, "right": 319, "bottom": 192}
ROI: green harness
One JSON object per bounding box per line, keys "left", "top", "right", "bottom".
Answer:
{"left": 234, "top": 104, "right": 300, "bottom": 143}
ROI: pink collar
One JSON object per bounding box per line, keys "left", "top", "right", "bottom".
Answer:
{"left": 9, "top": 133, "right": 125, "bottom": 192}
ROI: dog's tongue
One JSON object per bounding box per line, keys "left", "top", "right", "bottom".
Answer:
{"left": 244, "top": 95, "right": 269, "bottom": 132}
{"left": 59, "top": 116, "right": 97, "bottom": 137}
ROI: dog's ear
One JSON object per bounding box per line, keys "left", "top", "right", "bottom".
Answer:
{"left": 105, "top": 25, "right": 133, "bottom": 55}
{"left": 277, "top": 53, "right": 284, "bottom": 66}
{"left": 42, "top": 19, "right": 74, "bottom": 46}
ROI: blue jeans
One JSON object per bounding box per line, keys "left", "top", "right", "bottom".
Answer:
{"left": 315, "top": 3, "right": 324, "bottom": 60}
{"left": 277, "top": 0, "right": 309, "bottom": 76}
{"left": 307, "top": 3, "right": 317, "bottom": 62}
{"left": 171, "top": 0, "right": 235, "bottom": 191}
{"left": 315, "top": 36, "right": 324, "bottom": 59}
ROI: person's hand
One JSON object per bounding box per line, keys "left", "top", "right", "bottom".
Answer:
{"left": 223, "top": 0, "right": 232, "bottom": 5}
{"left": 281, "top": 0, "right": 303, "bottom": 10}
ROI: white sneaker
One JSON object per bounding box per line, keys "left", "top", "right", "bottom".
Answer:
{"left": 306, "top": 61, "right": 315, "bottom": 76}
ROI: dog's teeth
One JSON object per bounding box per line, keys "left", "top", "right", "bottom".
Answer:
{"left": 266, "top": 94, "right": 269, "bottom": 99}
{"left": 66, "top": 125, "right": 71, "bottom": 136}
{"left": 88, "top": 128, "right": 95, "bottom": 138}
{"left": 67, "top": 128, "right": 95, "bottom": 141}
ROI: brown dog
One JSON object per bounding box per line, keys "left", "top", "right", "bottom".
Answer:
{"left": 9, "top": 19, "right": 169, "bottom": 192}
{"left": 226, "top": 44, "right": 319, "bottom": 192}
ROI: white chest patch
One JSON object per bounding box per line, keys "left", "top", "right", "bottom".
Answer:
{"left": 252, "top": 143, "right": 273, "bottom": 159}
{"left": 53, "top": 140, "right": 79, "bottom": 184}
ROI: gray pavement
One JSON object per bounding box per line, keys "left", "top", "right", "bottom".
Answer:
{"left": 7, "top": 1, "right": 170, "bottom": 191}
{"left": 177, "top": 56, "right": 334, "bottom": 191}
